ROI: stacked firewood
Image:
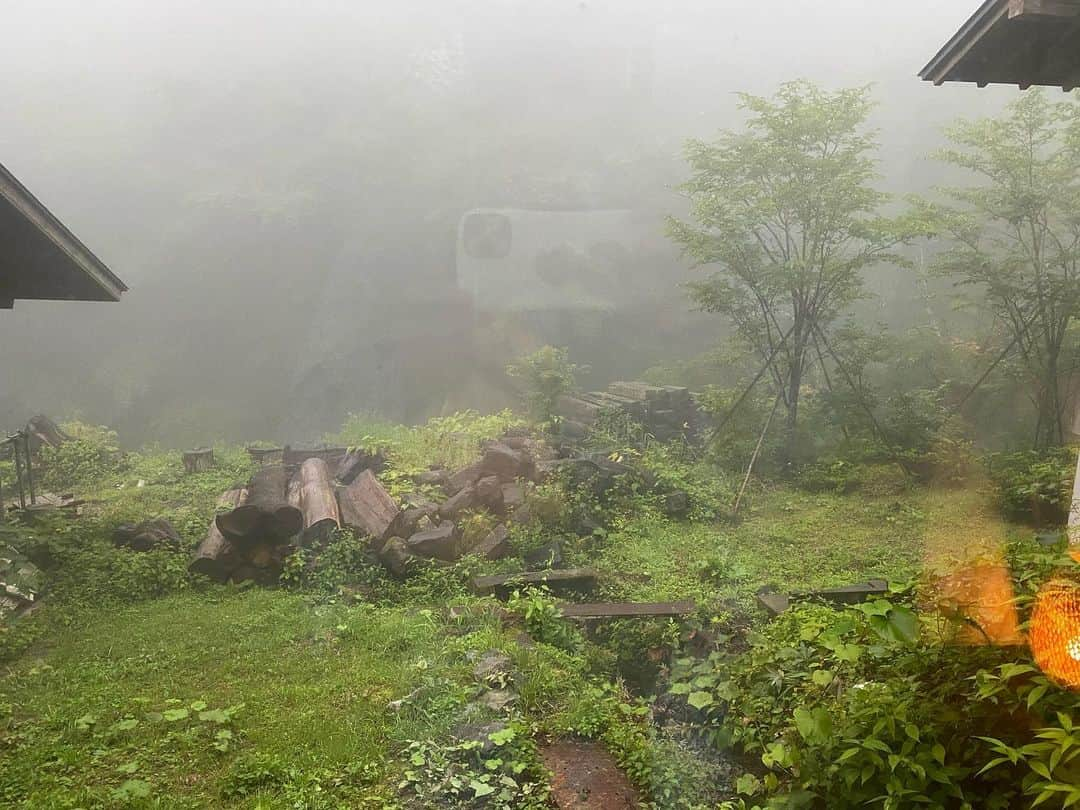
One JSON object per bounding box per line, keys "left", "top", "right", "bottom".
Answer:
{"left": 190, "top": 448, "right": 385, "bottom": 584}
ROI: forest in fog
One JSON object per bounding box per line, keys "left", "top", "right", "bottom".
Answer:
{"left": 0, "top": 1, "right": 1022, "bottom": 447}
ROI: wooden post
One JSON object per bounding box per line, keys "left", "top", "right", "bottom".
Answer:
{"left": 22, "top": 432, "right": 35, "bottom": 505}
{"left": 182, "top": 448, "right": 215, "bottom": 474}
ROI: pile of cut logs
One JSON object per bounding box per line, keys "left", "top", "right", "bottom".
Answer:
{"left": 555, "top": 381, "right": 705, "bottom": 443}
{"left": 189, "top": 447, "right": 388, "bottom": 584}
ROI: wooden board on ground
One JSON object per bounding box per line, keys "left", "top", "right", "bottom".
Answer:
{"left": 757, "top": 579, "right": 889, "bottom": 617}
{"left": 472, "top": 568, "right": 598, "bottom": 599}
{"left": 559, "top": 600, "right": 696, "bottom": 621}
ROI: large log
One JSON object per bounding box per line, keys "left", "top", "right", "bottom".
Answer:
{"left": 216, "top": 465, "right": 303, "bottom": 544}
{"left": 190, "top": 488, "right": 248, "bottom": 582}
{"left": 338, "top": 469, "right": 399, "bottom": 549}
{"left": 296, "top": 458, "right": 341, "bottom": 543}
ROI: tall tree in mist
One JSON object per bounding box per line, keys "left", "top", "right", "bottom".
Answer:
{"left": 668, "top": 81, "right": 909, "bottom": 461}
{"left": 918, "top": 91, "right": 1080, "bottom": 449}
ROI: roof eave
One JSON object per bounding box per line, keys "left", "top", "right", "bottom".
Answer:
{"left": 0, "top": 162, "right": 127, "bottom": 302}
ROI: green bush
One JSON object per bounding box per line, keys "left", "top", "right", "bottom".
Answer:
{"left": 40, "top": 423, "right": 127, "bottom": 490}
{"left": 987, "top": 449, "right": 1075, "bottom": 526}
{"left": 506, "top": 346, "right": 587, "bottom": 424}
{"left": 667, "top": 544, "right": 1080, "bottom": 809}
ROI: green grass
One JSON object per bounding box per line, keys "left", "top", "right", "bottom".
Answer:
{"left": 589, "top": 483, "right": 1025, "bottom": 616}
{"left": 0, "top": 589, "right": 541, "bottom": 808}
{"left": 0, "top": 415, "right": 1045, "bottom": 809}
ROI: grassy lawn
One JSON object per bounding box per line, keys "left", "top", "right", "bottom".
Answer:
{"left": 1, "top": 588, "right": 564, "bottom": 808}
{"left": 0, "top": 417, "right": 1049, "bottom": 808}
{"left": 591, "top": 484, "right": 1021, "bottom": 612}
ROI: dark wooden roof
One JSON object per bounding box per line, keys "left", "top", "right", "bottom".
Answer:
{"left": 0, "top": 161, "right": 126, "bottom": 309}
{"left": 920, "top": 0, "right": 1080, "bottom": 89}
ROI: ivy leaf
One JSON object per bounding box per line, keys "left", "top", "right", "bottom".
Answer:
{"left": 735, "top": 773, "right": 762, "bottom": 796}
{"left": 687, "top": 691, "right": 713, "bottom": 710}
{"left": 162, "top": 708, "right": 189, "bottom": 722}
{"left": 811, "top": 669, "right": 834, "bottom": 687}
{"left": 793, "top": 707, "right": 832, "bottom": 743}
{"left": 471, "top": 779, "right": 496, "bottom": 798}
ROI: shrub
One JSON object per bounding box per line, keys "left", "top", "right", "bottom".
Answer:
{"left": 667, "top": 543, "right": 1080, "bottom": 809}
{"left": 987, "top": 449, "right": 1075, "bottom": 526}
{"left": 506, "top": 346, "right": 587, "bottom": 424}
{"left": 40, "top": 422, "right": 127, "bottom": 490}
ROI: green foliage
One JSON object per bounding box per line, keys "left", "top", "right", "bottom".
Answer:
{"left": 668, "top": 547, "right": 1080, "bottom": 809}
{"left": 505, "top": 345, "right": 587, "bottom": 424}
{"left": 40, "top": 422, "right": 127, "bottom": 490}
{"left": 398, "top": 724, "right": 550, "bottom": 809}
{"left": 507, "top": 588, "right": 582, "bottom": 652}
{"left": 330, "top": 409, "right": 524, "bottom": 496}
{"left": 988, "top": 448, "right": 1076, "bottom": 525}
{"left": 669, "top": 81, "right": 915, "bottom": 458}
{"left": 915, "top": 90, "right": 1080, "bottom": 448}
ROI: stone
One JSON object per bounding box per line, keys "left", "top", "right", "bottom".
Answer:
{"left": 398, "top": 501, "right": 438, "bottom": 536}
{"left": 451, "top": 721, "right": 509, "bottom": 754}
{"left": 524, "top": 541, "right": 563, "bottom": 571}
{"left": 379, "top": 537, "right": 415, "bottom": 578}
{"left": 445, "top": 464, "right": 484, "bottom": 495}
{"left": 511, "top": 503, "right": 534, "bottom": 526}
{"left": 661, "top": 490, "right": 691, "bottom": 518}
{"left": 476, "top": 475, "right": 504, "bottom": 513}
{"left": 471, "top": 524, "right": 510, "bottom": 560}
{"left": 407, "top": 520, "right": 459, "bottom": 561}
{"left": 473, "top": 650, "right": 513, "bottom": 683}
{"left": 501, "top": 482, "right": 525, "bottom": 510}
{"left": 479, "top": 690, "right": 517, "bottom": 712}
{"left": 113, "top": 518, "right": 183, "bottom": 552}
{"left": 416, "top": 469, "right": 448, "bottom": 487}
{"left": 480, "top": 442, "right": 533, "bottom": 483}
{"left": 438, "top": 484, "right": 478, "bottom": 520}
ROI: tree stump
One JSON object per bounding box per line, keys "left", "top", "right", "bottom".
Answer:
{"left": 182, "top": 448, "right": 215, "bottom": 474}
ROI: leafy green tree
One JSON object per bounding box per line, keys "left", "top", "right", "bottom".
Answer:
{"left": 668, "top": 81, "right": 910, "bottom": 460}
{"left": 917, "top": 90, "right": 1080, "bottom": 448}
{"left": 506, "top": 346, "right": 587, "bottom": 424}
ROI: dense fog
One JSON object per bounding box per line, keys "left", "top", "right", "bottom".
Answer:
{"left": 1, "top": 0, "right": 1018, "bottom": 447}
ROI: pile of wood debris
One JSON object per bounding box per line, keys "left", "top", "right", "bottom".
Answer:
{"left": 554, "top": 381, "right": 705, "bottom": 443}
{"left": 188, "top": 436, "right": 555, "bottom": 584}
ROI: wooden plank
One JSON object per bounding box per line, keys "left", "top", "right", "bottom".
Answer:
{"left": 1009, "top": 0, "right": 1080, "bottom": 18}
{"left": 796, "top": 579, "right": 889, "bottom": 605}
{"left": 472, "top": 568, "right": 598, "bottom": 598}
{"left": 559, "top": 600, "right": 695, "bottom": 620}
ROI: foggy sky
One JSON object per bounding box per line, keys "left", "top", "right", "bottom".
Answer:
{"left": 0, "top": 1, "right": 1025, "bottom": 446}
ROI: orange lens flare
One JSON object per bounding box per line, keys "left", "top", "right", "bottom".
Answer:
{"left": 1029, "top": 578, "right": 1080, "bottom": 690}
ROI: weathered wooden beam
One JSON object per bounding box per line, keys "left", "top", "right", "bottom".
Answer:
{"left": 1009, "top": 0, "right": 1080, "bottom": 17}
{"left": 472, "top": 568, "right": 598, "bottom": 599}
{"left": 559, "top": 600, "right": 696, "bottom": 621}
